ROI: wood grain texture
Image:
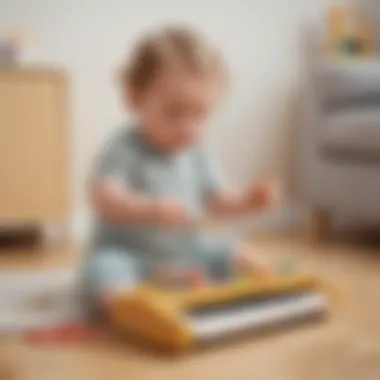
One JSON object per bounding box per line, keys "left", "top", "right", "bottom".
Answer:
{"left": 307, "top": 207, "right": 331, "bottom": 244}
{"left": 1, "top": 235, "right": 380, "bottom": 379}
{"left": 0, "top": 68, "right": 67, "bottom": 225}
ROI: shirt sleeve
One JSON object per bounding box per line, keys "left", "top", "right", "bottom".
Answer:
{"left": 90, "top": 135, "right": 129, "bottom": 186}
{"left": 197, "top": 147, "right": 225, "bottom": 197}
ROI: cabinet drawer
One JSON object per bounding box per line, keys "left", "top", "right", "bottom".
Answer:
{"left": 0, "top": 69, "right": 67, "bottom": 223}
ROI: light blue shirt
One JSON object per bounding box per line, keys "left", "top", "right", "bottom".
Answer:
{"left": 90, "top": 126, "right": 233, "bottom": 270}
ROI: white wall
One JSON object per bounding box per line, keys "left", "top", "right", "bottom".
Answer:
{"left": 0, "top": 0, "right": 332, "bottom": 235}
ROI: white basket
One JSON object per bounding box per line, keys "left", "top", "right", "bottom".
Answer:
{"left": 0, "top": 269, "right": 84, "bottom": 332}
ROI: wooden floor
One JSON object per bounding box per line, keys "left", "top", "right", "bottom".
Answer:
{"left": 1, "top": 234, "right": 380, "bottom": 380}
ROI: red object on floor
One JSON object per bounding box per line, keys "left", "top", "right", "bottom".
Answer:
{"left": 25, "top": 323, "right": 99, "bottom": 343}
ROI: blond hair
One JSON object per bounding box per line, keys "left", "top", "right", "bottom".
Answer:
{"left": 121, "top": 25, "right": 227, "bottom": 94}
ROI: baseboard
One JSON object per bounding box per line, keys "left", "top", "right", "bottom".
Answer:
{"left": 70, "top": 203, "right": 302, "bottom": 243}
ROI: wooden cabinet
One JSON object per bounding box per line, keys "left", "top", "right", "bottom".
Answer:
{"left": 0, "top": 68, "right": 67, "bottom": 227}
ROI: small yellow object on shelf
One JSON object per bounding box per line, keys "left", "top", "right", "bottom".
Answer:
{"left": 326, "top": 3, "right": 375, "bottom": 59}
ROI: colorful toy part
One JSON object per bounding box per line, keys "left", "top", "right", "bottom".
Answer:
{"left": 25, "top": 323, "right": 99, "bottom": 344}
{"left": 326, "top": 4, "right": 374, "bottom": 58}
{"left": 108, "top": 272, "right": 338, "bottom": 352}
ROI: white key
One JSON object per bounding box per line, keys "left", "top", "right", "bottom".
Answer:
{"left": 187, "top": 293, "right": 328, "bottom": 341}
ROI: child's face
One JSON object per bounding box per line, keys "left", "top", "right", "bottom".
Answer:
{"left": 132, "top": 68, "right": 221, "bottom": 152}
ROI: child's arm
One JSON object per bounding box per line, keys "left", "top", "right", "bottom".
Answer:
{"left": 197, "top": 148, "right": 279, "bottom": 218}
{"left": 206, "top": 179, "right": 280, "bottom": 218}
{"left": 91, "top": 179, "right": 154, "bottom": 224}
{"left": 89, "top": 133, "right": 190, "bottom": 227}
{"left": 90, "top": 179, "right": 190, "bottom": 226}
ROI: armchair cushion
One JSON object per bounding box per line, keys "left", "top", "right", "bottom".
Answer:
{"left": 321, "top": 107, "right": 380, "bottom": 159}
{"left": 317, "top": 61, "right": 380, "bottom": 111}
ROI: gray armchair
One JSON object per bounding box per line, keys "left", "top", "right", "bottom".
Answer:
{"left": 301, "top": 60, "right": 380, "bottom": 239}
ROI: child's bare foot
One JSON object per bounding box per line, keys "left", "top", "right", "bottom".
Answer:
{"left": 99, "top": 286, "right": 133, "bottom": 313}
{"left": 100, "top": 291, "right": 116, "bottom": 311}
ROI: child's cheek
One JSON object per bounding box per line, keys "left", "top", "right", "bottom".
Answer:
{"left": 188, "top": 122, "right": 205, "bottom": 142}
{"left": 179, "top": 132, "right": 201, "bottom": 149}
{"left": 183, "top": 128, "right": 200, "bottom": 144}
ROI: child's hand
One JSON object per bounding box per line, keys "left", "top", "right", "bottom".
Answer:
{"left": 153, "top": 197, "right": 192, "bottom": 227}
{"left": 235, "top": 246, "right": 274, "bottom": 279}
{"left": 246, "top": 179, "right": 280, "bottom": 211}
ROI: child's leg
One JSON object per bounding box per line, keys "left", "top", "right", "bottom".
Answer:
{"left": 199, "top": 237, "right": 237, "bottom": 280}
{"left": 81, "top": 247, "right": 142, "bottom": 318}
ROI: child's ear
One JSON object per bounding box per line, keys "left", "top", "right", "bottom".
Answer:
{"left": 116, "top": 66, "right": 141, "bottom": 110}
{"left": 125, "top": 85, "right": 142, "bottom": 110}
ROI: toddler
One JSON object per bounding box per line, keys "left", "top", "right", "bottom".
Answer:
{"left": 82, "top": 26, "right": 279, "bottom": 312}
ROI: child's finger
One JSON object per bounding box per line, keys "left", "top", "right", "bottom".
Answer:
{"left": 236, "top": 251, "right": 274, "bottom": 278}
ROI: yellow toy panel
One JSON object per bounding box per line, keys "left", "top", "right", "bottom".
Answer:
{"left": 109, "top": 270, "right": 338, "bottom": 352}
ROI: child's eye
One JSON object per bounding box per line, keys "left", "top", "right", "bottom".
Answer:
{"left": 164, "top": 104, "right": 207, "bottom": 121}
